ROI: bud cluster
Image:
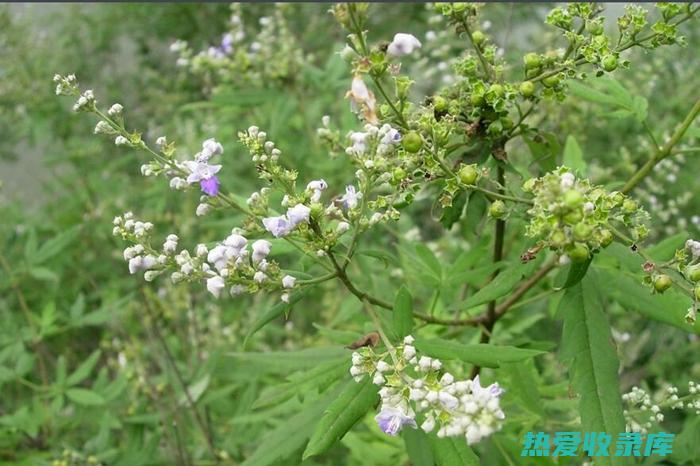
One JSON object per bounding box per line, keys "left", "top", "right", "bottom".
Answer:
{"left": 351, "top": 336, "right": 506, "bottom": 445}
{"left": 524, "top": 167, "right": 648, "bottom": 263}
{"left": 622, "top": 382, "right": 700, "bottom": 434}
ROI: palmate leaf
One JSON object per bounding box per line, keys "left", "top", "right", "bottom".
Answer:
{"left": 303, "top": 378, "right": 378, "bottom": 459}
{"left": 415, "top": 338, "right": 545, "bottom": 369}
{"left": 428, "top": 435, "right": 479, "bottom": 466}
{"left": 557, "top": 273, "right": 631, "bottom": 466}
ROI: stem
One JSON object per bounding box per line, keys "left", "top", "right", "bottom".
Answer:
{"left": 622, "top": 97, "right": 700, "bottom": 194}
{"left": 461, "top": 17, "right": 493, "bottom": 80}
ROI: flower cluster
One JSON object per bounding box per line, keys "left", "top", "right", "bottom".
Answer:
{"left": 622, "top": 381, "right": 700, "bottom": 434}
{"left": 113, "top": 212, "right": 299, "bottom": 302}
{"left": 350, "top": 336, "right": 506, "bottom": 445}
{"left": 524, "top": 167, "right": 648, "bottom": 263}
{"left": 171, "top": 4, "right": 307, "bottom": 89}
{"left": 668, "top": 238, "right": 700, "bottom": 324}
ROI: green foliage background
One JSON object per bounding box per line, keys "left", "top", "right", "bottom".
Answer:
{"left": 0, "top": 3, "right": 699, "bottom": 466}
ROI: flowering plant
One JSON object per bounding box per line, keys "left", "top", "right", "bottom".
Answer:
{"left": 3, "top": 2, "right": 700, "bottom": 465}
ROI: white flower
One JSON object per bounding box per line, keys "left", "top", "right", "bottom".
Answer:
{"left": 229, "top": 284, "right": 245, "bottom": 296}
{"left": 281, "top": 292, "right": 290, "bottom": 303}
{"left": 199, "top": 138, "right": 224, "bottom": 161}
{"left": 387, "top": 33, "right": 422, "bottom": 57}
{"left": 421, "top": 416, "right": 435, "bottom": 433}
{"left": 163, "top": 235, "right": 178, "bottom": 254}
{"left": 560, "top": 172, "right": 575, "bottom": 189}
{"left": 282, "top": 275, "right": 296, "bottom": 289}
{"left": 195, "top": 244, "right": 208, "bottom": 257}
{"left": 94, "top": 121, "right": 113, "bottom": 135}
{"left": 262, "top": 215, "right": 292, "bottom": 238}
{"left": 224, "top": 233, "right": 247, "bottom": 249}
{"left": 340, "top": 185, "right": 362, "bottom": 209}
{"left": 287, "top": 204, "right": 311, "bottom": 227}
{"left": 169, "top": 177, "right": 188, "bottom": 190}
{"left": 182, "top": 161, "right": 222, "bottom": 184}
{"left": 373, "top": 372, "right": 385, "bottom": 385}
{"left": 337, "top": 221, "right": 350, "bottom": 233}
{"left": 346, "top": 75, "right": 378, "bottom": 124}
{"left": 253, "top": 271, "right": 267, "bottom": 283}
{"left": 306, "top": 179, "right": 328, "bottom": 203}
{"left": 348, "top": 131, "right": 369, "bottom": 155}
{"left": 251, "top": 240, "right": 271, "bottom": 263}
{"left": 156, "top": 136, "right": 167, "bottom": 147}
{"left": 206, "top": 275, "right": 225, "bottom": 298}
{"left": 108, "top": 103, "right": 123, "bottom": 117}
{"left": 375, "top": 405, "right": 417, "bottom": 435}
{"left": 380, "top": 127, "right": 402, "bottom": 145}
{"left": 115, "top": 136, "right": 129, "bottom": 146}
{"left": 376, "top": 361, "right": 391, "bottom": 373}
{"left": 196, "top": 203, "right": 212, "bottom": 217}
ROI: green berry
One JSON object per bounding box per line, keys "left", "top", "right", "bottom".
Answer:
{"left": 564, "top": 209, "right": 583, "bottom": 224}
{"left": 542, "top": 74, "right": 561, "bottom": 88}
{"left": 489, "top": 200, "right": 506, "bottom": 219}
{"left": 433, "top": 96, "right": 448, "bottom": 112}
{"left": 598, "top": 229, "right": 614, "bottom": 247}
{"left": 489, "top": 84, "right": 505, "bottom": 98}
{"left": 686, "top": 265, "right": 700, "bottom": 282}
{"left": 471, "top": 30, "right": 486, "bottom": 46}
{"left": 392, "top": 167, "right": 407, "bottom": 184}
{"left": 602, "top": 54, "right": 618, "bottom": 72}
{"left": 653, "top": 274, "right": 673, "bottom": 293}
{"left": 563, "top": 190, "right": 584, "bottom": 208}
{"left": 695, "top": 285, "right": 700, "bottom": 300}
{"left": 573, "top": 223, "right": 593, "bottom": 241}
{"left": 402, "top": 131, "right": 423, "bottom": 153}
{"left": 458, "top": 164, "right": 479, "bottom": 185}
{"left": 524, "top": 52, "right": 541, "bottom": 69}
{"left": 519, "top": 81, "right": 535, "bottom": 97}
{"left": 470, "top": 93, "right": 485, "bottom": 106}
{"left": 550, "top": 230, "right": 567, "bottom": 248}
{"left": 622, "top": 199, "right": 638, "bottom": 213}
{"left": 568, "top": 243, "right": 590, "bottom": 262}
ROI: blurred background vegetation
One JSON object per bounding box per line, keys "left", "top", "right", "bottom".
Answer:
{"left": 0, "top": 3, "right": 698, "bottom": 465}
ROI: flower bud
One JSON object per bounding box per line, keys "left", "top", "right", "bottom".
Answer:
{"left": 602, "top": 54, "right": 618, "bottom": 72}
{"left": 573, "top": 222, "right": 593, "bottom": 241}
{"left": 433, "top": 96, "right": 448, "bottom": 113}
{"left": 488, "top": 83, "right": 505, "bottom": 98}
{"left": 695, "top": 285, "right": 700, "bottom": 301}
{"left": 622, "top": 199, "right": 638, "bottom": 213}
{"left": 598, "top": 228, "right": 614, "bottom": 247}
{"left": 653, "top": 274, "right": 672, "bottom": 293}
{"left": 471, "top": 30, "right": 486, "bottom": 46}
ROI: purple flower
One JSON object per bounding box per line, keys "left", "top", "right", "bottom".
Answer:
{"left": 262, "top": 216, "right": 293, "bottom": 238}
{"left": 200, "top": 176, "right": 220, "bottom": 196}
{"left": 340, "top": 185, "right": 362, "bottom": 209}
{"left": 375, "top": 406, "right": 417, "bottom": 436}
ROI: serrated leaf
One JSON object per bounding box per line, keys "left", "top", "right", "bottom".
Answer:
{"left": 429, "top": 435, "right": 479, "bottom": 466}
{"left": 557, "top": 273, "right": 630, "bottom": 466}
{"left": 415, "top": 338, "right": 545, "bottom": 368}
{"left": 66, "top": 388, "right": 105, "bottom": 406}
{"left": 303, "top": 378, "right": 378, "bottom": 458}
{"left": 66, "top": 350, "right": 102, "bottom": 386}
{"left": 562, "top": 135, "right": 587, "bottom": 175}
{"left": 393, "top": 286, "right": 414, "bottom": 338}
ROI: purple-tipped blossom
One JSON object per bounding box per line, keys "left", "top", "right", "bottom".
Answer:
{"left": 262, "top": 215, "right": 293, "bottom": 238}
{"left": 375, "top": 406, "right": 417, "bottom": 436}
{"left": 200, "top": 176, "right": 220, "bottom": 196}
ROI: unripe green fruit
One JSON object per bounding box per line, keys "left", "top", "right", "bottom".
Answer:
{"left": 599, "top": 229, "right": 614, "bottom": 247}
{"left": 586, "top": 22, "right": 604, "bottom": 36}
{"left": 402, "top": 131, "right": 423, "bottom": 153}
{"left": 489, "top": 200, "right": 506, "bottom": 219}
{"left": 550, "top": 230, "right": 567, "bottom": 248}
{"left": 433, "top": 96, "right": 448, "bottom": 112}
{"left": 489, "top": 84, "right": 505, "bottom": 98}
{"left": 564, "top": 209, "right": 583, "bottom": 224}
{"left": 470, "top": 93, "right": 484, "bottom": 106}
{"left": 573, "top": 223, "right": 593, "bottom": 241}
{"left": 392, "top": 167, "right": 407, "bottom": 184}
{"left": 695, "top": 285, "right": 700, "bottom": 301}
{"left": 622, "top": 199, "right": 638, "bottom": 213}
{"left": 687, "top": 265, "right": 700, "bottom": 282}
{"left": 542, "top": 74, "right": 561, "bottom": 88}
{"left": 602, "top": 54, "right": 618, "bottom": 72}
{"left": 458, "top": 164, "right": 479, "bottom": 185}
{"left": 471, "top": 31, "right": 486, "bottom": 46}
{"left": 653, "top": 274, "right": 673, "bottom": 293}
{"left": 519, "top": 81, "right": 535, "bottom": 97}
{"left": 563, "top": 190, "right": 584, "bottom": 208}
{"left": 310, "top": 203, "right": 324, "bottom": 218}
{"left": 524, "top": 52, "right": 541, "bottom": 69}
{"left": 568, "top": 243, "right": 590, "bottom": 262}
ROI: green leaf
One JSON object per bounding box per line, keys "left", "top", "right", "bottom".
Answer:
{"left": 178, "top": 375, "right": 210, "bottom": 405}
{"left": 393, "top": 286, "right": 414, "bottom": 338}
{"left": 414, "top": 244, "right": 442, "bottom": 282}
{"left": 557, "top": 273, "right": 630, "bottom": 466}
{"left": 30, "top": 226, "right": 79, "bottom": 265}
{"left": 556, "top": 257, "right": 592, "bottom": 290}
{"left": 66, "top": 350, "right": 101, "bottom": 386}
{"left": 429, "top": 435, "right": 479, "bottom": 466}
{"left": 303, "top": 378, "right": 378, "bottom": 458}
{"left": 440, "top": 190, "right": 468, "bottom": 229}
{"left": 244, "top": 290, "right": 308, "bottom": 347}
{"left": 450, "top": 259, "right": 539, "bottom": 313}
{"left": 524, "top": 132, "right": 560, "bottom": 172}
{"left": 65, "top": 388, "right": 105, "bottom": 406}
{"left": 403, "top": 428, "right": 434, "bottom": 466}
{"left": 415, "top": 338, "right": 545, "bottom": 368}
{"left": 240, "top": 386, "right": 341, "bottom": 466}
{"left": 562, "top": 135, "right": 587, "bottom": 175}
{"left": 226, "top": 347, "right": 348, "bottom": 374}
